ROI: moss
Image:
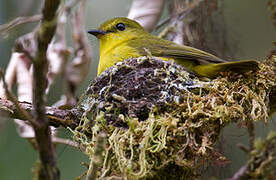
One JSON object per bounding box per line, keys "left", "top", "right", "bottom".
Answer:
{"left": 72, "top": 56, "right": 276, "bottom": 179}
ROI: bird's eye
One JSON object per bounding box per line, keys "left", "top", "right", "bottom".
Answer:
{"left": 116, "top": 23, "right": 125, "bottom": 31}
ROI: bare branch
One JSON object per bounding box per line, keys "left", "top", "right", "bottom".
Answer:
{"left": 0, "top": 98, "right": 79, "bottom": 130}
{"left": 0, "top": 14, "right": 41, "bottom": 36}
{"left": 29, "top": 0, "right": 61, "bottom": 179}
{"left": 52, "top": 137, "right": 79, "bottom": 148}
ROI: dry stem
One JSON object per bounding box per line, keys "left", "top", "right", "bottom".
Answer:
{"left": 22, "top": 0, "right": 61, "bottom": 179}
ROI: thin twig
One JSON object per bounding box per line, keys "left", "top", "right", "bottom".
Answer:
{"left": 0, "top": 14, "right": 41, "bottom": 36}
{"left": 64, "top": 0, "right": 82, "bottom": 13}
{"left": 76, "top": 162, "right": 90, "bottom": 180}
{"left": 155, "top": 0, "right": 201, "bottom": 30}
{"left": 76, "top": 171, "right": 88, "bottom": 180}
{"left": 52, "top": 137, "right": 79, "bottom": 148}
{"left": 230, "top": 165, "right": 249, "bottom": 180}
{"left": 236, "top": 143, "right": 250, "bottom": 153}
{"left": 155, "top": 16, "right": 171, "bottom": 30}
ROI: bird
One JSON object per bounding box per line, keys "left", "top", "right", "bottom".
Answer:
{"left": 88, "top": 17, "right": 258, "bottom": 78}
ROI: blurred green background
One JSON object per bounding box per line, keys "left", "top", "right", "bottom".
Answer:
{"left": 0, "top": 0, "right": 275, "bottom": 179}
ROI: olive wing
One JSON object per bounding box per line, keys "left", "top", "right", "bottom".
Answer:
{"left": 128, "top": 36, "right": 225, "bottom": 65}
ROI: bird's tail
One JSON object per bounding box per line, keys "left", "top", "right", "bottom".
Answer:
{"left": 193, "top": 60, "right": 259, "bottom": 78}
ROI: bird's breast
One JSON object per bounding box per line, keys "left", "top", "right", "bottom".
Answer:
{"left": 98, "top": 42, "right": 141, "bottom": 75}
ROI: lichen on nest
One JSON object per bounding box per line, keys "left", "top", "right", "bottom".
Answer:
{"left": 71, "top": 56, "right": 276, "bottom": 179}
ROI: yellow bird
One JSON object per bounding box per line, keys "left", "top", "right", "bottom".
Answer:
{"left": 88, "top": 17, "right": 258, "bottom": 78}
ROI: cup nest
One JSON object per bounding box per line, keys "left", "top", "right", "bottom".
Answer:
{"left": 71, "top": 56, "right": 275, "bottom": 179}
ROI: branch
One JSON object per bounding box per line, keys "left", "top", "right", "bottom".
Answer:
{"left": 0, "top": 98, "right": 79, "bottom": 129}
{"left": 28, "top": 0, "right": 61, "bottom": 179}
{"left": 0, "top": 14, "right": 41, "bottom": 36}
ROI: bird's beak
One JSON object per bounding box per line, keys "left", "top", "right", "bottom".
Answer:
{"left": 87, "top": 29, "right": 107, "bottom": 37}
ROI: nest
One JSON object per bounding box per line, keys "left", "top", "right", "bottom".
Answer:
{"left": 71, "top": 56, "right": 276, "bottom": 179}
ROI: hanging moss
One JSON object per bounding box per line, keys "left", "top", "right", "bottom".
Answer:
{"left": 71, "top": 56, "right": 276, "bottom": 179}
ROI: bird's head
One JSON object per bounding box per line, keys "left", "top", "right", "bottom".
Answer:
{"left": 88, "top": 17, "right": 148, "bottom": 51}
{"left": 88, "top": 17, "right": 145, "bottom": 38}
